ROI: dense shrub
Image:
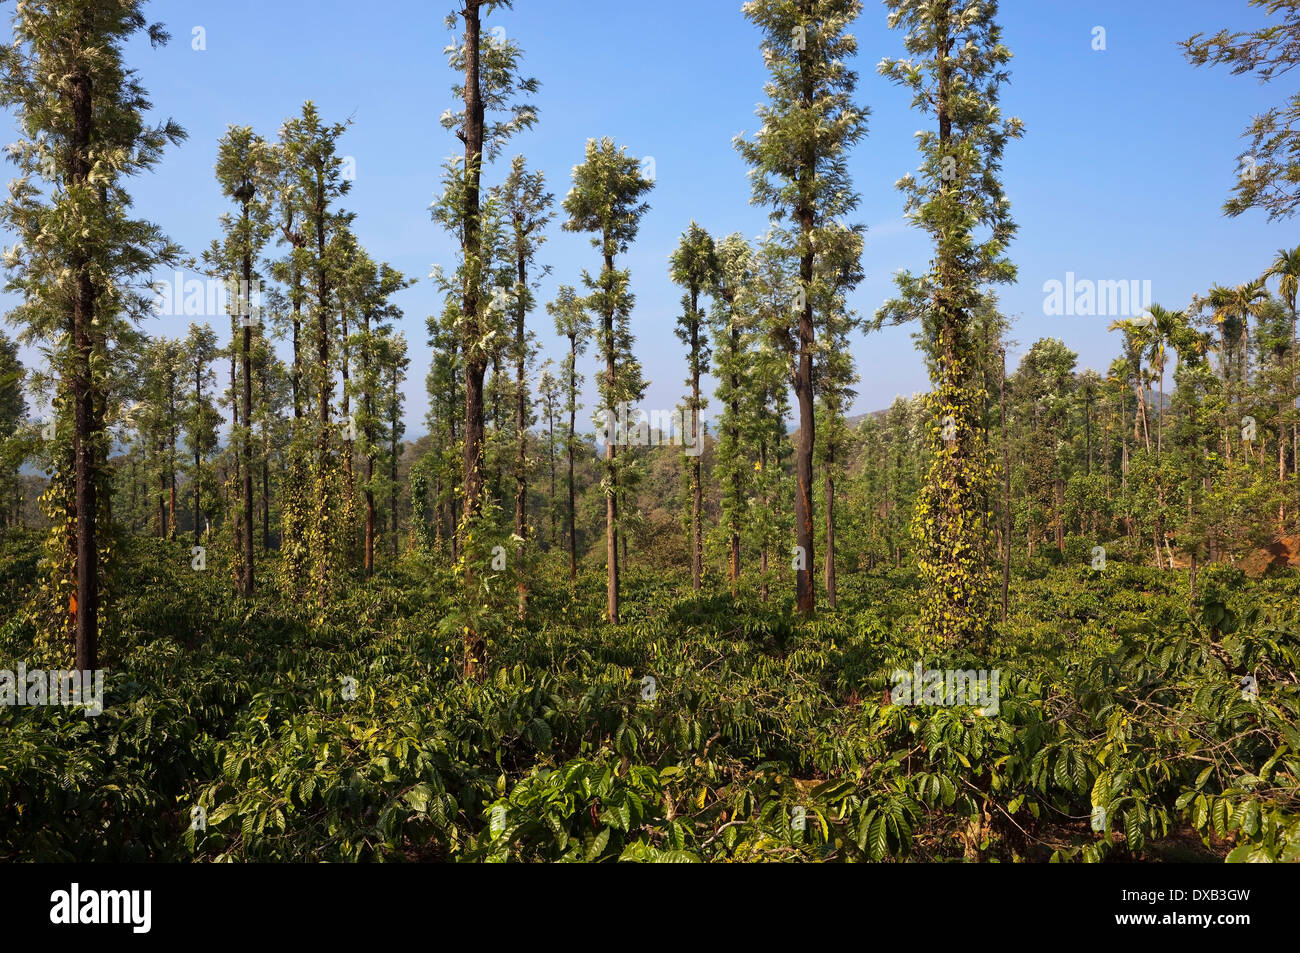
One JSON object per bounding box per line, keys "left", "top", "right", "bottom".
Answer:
{"left": 1, "top": 536, "right": 1296, "bottom": 862}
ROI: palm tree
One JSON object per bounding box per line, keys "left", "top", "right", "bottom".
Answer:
{"left": 1201, "top": 281, "right": 1268, "bottom": 464}
{"left": 1201, "top": 284, "right": 1238, "bottom": 387}
{"left": 1108, "top": 318, "right": 1152, "bottom": 453}
{"left": 1223, "top": 281, "right": 1270, "bottom": 390}
{"left": 1145, "top": 304, "right": 1185, "bottom": 460}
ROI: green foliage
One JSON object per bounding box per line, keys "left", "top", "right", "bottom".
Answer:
{"left": 3, "top": 531, "right": 1295, "bottom": 863}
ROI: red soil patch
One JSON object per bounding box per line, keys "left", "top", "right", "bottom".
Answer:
{"left": 1237, "top": 534, "right": 1300, "bottom": 578}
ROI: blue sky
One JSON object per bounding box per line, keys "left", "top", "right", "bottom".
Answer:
{"left": 2, "top": 0, "right": 1294, "bottom": 436}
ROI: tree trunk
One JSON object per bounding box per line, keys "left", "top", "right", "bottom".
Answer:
{"left": 729, "top": 326, "right": 741, "bottom": 595}
{"left": 241, "top": 240, "right": 255, "bottom": 595}
{"left": 168, "top": 386, "right": 177, "bottom": 540}
{"left": 362, "top": 311, "right": 376, "bottom": 577}
{"left": 1157, "top": 367, "right": 1164, "bottom": 460}
{"left": 824, "top": 456, "right": 836, "bottom": 609}
{"left": 759, "top": 439, "right": 769, "bottom": 604}
{"left": 460, "top": 0, "right": 487, "bottom": 676}
{"left": 548, "top": 410, "right": 556, "bottom": 546}
{"left": 1280, "top": 397, "right": 1288, "bottom": 532}
{"left": 1000, "top": 349, "right": 1011, "bottom": 624}
{"left": 515, "top": 252, "right": 528, "bottom": 619}
{"left": 1135, "top": 375, "right": 1150, "bottom": 453}
{"left": 66, "top": 43, "right": 101, "bottom": 672}
{"left": 603, "top": 249, "right": 620, "bottom": 624}
{"left": 194, "top": 365, "right": 202, "bottom": 546}
{"left": 792, "top": 270, "right": 816, "bottom": 617}
{"left": 793, "top": 19, "right": 816, "bottom": 617}
{"left": 567, "top": 334, "right": 578, "bottom": 582}
{"left": 689, "top": 295, "right": 703, "bottom": 593}
{"left": 390, "top": 374, "right": 400, "bottom": 559}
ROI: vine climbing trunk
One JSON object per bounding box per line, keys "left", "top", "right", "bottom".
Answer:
{"left": 459, "top": 0, "right": 487, "bottom": 676}
{"left": 69, "top": 49, "right": 98, "bottom": 673}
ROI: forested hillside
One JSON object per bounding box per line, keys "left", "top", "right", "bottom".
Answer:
{"left": 0, "top": 0, "right": 1297, "bottom": 869}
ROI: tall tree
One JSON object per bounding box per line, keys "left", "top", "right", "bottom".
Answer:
{"left": 812, "top": 224, "right": 863, "bottom": 609}
{"left": 547, "top": 285, "right": 591, "bottom": 581}
{"left": 425, "top": 307, "right": 464, "bottom": 558}
{"left": 277, "top": 102, "right": 354, "bottom": 600}
{"left": 205, "top": 125, "right": 273, "bottom": 594}
{"left": 1147, "top": 304, "right": 1187, "bottom": 460}
{"left": 669, "top": 222, "right": 718, "bottom": 593}
{"left": 181, "top": 324, "right": 219, "bottom": 545}
{"left": 710, "top": 233, "right": 755, "bottom": 595}
{"left": 344, "top": 249, "right": 409, "bottom": 575}
{"left": 437, "top": 0, "right": 537, "bottom": 542}
{"left": 749, "top": 232, "right": 798, "bottom": 601}
{"left": 141, "top": 337, "right": 183, "bottom": 540}
{"left": 380, "top": 330, "right": 409, "bottom": 559}
{"left": 537, "top": 362, "right": 561, "bottom": 547}
{"left": 495, "top": 155, "right": 553, "bottom": 614}
{"left": 436, "top": 3, "right": 537, "bottom": 673}
{"left": 0, "top": 0, "right": 184, "bottom": 669}
{"left": 736, "top": 0, "right": 869, "bottom": 615}
{"left": 878, "top": 0, "right": 1023, "bottom": 647}
{"left": 562, "top": 138, "right": 653, "bottom": 624}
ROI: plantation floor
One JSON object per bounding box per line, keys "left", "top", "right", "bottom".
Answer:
{"left": 1, "top": 533, "right": 1297, "bottom": 862}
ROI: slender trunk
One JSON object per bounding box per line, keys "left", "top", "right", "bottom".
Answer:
{"left": 362, "top": 311, "right": 376, "bottom": 576}
{"left": 365, "top": 453, "right": 376, "bottom": 574}
{"left": 262, "top": 428, "right": 270, "bottom": 551}
{"left": 390, "top": 368, "right": 400, "bottom": 559}
{"left": 1157, "top": 366, "right": 1164, "bottom": 460}
{"left": 759, "top": 438, "right": 769, "bottom": 604}
{"left": 449, "top": 382, "right": 460, "bottom": 565}
{"left": 1120, "top": 398, "right": 1129, "bottom": 482}
{"left": 1085, "top": 393, "right": 1093, "bottom": 475}
{"left": 1291, "top": 301, "right": 1298, "bottom": 480}
{"left": 515, "top": 253, "right": 528, "bottom": 619}
{"left": 491, "top": 351, "right": 502, "bottom": 505}
{"left": 793, "top": 189, "right": 816, "bottom": 612}
{"left": 434, "top": 473, "right": 444, "bottom": 550}
{"left": 314, "top": 157, "right": 332, "bottom": 592}
{"left": 1280, "top": 397, "right": 1287, "bottom": 532}
{"left": 168, "top": 387, "right": 177, "bottom": 540}
{"left": 1054, "top": 476, "right": 1064, "bottom": 553}
{"left": 824, "top": 447, "right": 836, "bottom": 609}
{"left": 284, "top": 205, "right": 304, "bottom": 421}
{"left": 567, "top": 335, "right": 578, "bottom": 582}
{"left": 728, "top": 326, "right": 741, "bottom": 594}
{"left": 547, "top": 407, "right": 556, "bottom": 547}
{"left": 259, "top": 365, "right": 271, "bottom": 550}
{"left": 999, "top": 349, "right": 1011, "bottom": 624}
{"left": 70, "top": 55, "right": 98, "bottom": 672}
{"left": 158, "top": 456, "right": 167, "bottom": 538}
{"left": 603, "top": 249, "right": 620, "bottom": 623}
{"left": 229, "top": 314, "right": 239, "bottom": 530}
{"left": 241, "top": 238, "right": 255, "bottom": 595}
{"left": 1135, "top": 375, "right": 1150, "bottom": 453}
{"left": 790, "top": 5, "right": 817, "bottom": 615}
{"left": 129, "top": 454, "right": 137, "bottom": 537}
{"left": 193, "top": 365, "right": 202, "bottom": 546}
{"left": 690, "top": 297, "right": 703, "bottom": 593}
{"left": 460, "top": 0, "right": 487, "bottom": 676}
